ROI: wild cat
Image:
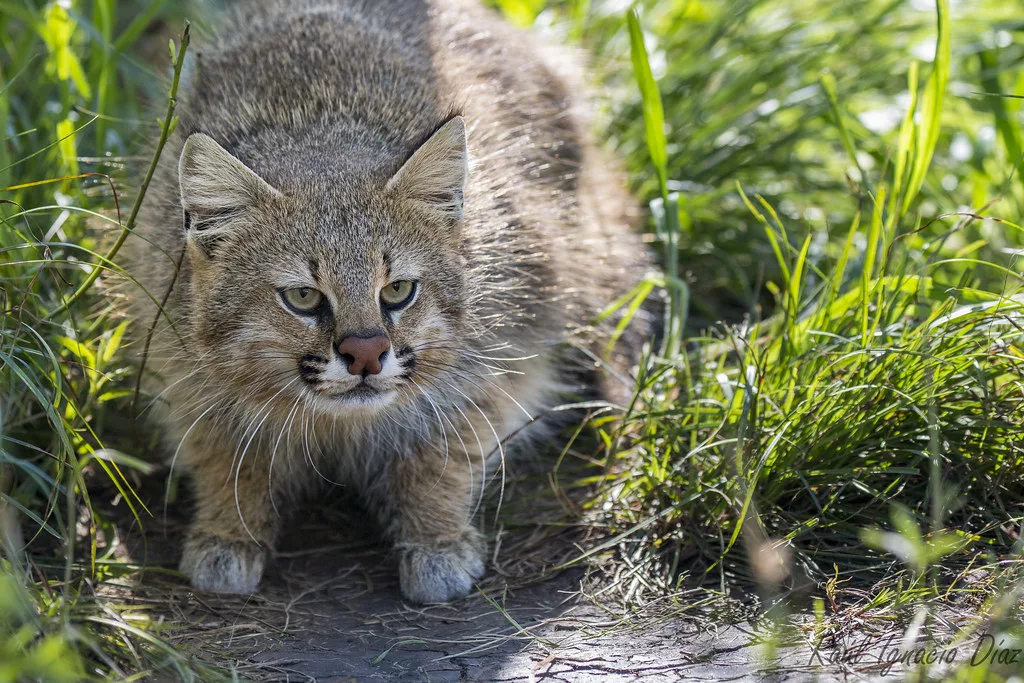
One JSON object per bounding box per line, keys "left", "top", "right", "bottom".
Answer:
{"left": 125, "top": 0, "right": 648, "bottom": 603}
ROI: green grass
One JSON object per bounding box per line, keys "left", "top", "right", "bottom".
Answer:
{"left": 524, "top": 0, "right": 1024, "bottom": 677}
{"left": 4, "top": 0, "right": 1024, "bottom": 678}
{"left": 0, "top": 1, "right": 221, "bottom": 678}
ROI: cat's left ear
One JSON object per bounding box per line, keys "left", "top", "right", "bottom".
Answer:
{"left": 178, "top": 133, "right": 283, "bottom": 242}
{"left": 387, "top": 116, "right": 468, "bottom": 225}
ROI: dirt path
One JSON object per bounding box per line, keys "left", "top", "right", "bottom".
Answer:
{"left": 175, "top": 553, "right": 836, "bottom": 682}
{"left": 109, "top": 477, "right": 881, "bottom": 681}
{"left": 123, "top": 522, "right": 860, "bottom": 682}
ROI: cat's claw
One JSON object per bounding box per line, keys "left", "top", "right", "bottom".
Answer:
{"left": 180, "top": 532, "right": 266, "bottom": 594}
{"left": 397, "top": 531, "right": 485, "bottom": 604}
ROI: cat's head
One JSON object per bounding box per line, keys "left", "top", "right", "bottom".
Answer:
{"left": 176, "top": 117, "right": 470, "bottom": 415}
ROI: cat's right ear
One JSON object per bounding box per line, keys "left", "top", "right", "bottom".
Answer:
{"left": 178, "top": 133, "right": 282, "bottom": 242}
{"left": 387, "top": 116, "right": 468, "bottom": 228}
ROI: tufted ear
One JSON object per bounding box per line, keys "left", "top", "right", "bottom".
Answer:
{"left": 387, "top": 116, "right": 468, "bottom": 224}
{"left": 178, "top": 133, "right": 282, "bottom": 238}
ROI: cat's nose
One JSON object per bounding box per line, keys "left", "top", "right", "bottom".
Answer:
{"left": 336, "top": 333, "right": 390, "bottom": 376}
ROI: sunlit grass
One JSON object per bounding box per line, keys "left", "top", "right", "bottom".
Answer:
{"left": 562, "top": 0, "right": 1024, "bottom": 678}
{"left": 0, "top": 0, "right": 213, "bottom": 677}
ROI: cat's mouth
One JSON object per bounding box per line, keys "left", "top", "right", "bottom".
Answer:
{"left": 327, "top": 383, "right": 390, "bottom": 399}
{"left": 321, "top": 382, "right": 399, "bottom": 408}
{"left": 297, "top": 353, "right": 405, "bottom": 410}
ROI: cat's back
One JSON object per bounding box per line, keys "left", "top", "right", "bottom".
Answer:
{"left": 184, "top": 0, "right": 579, "bottom": 149}
{"left": 175, "top": 0, "right": 584, "bottom": 216}
{"left": 182, "top": 0, "right": 445, "bottom": 144}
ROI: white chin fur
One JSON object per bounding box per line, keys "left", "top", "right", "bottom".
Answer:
{"left": 313, "top": 388, "right": 398, "bottom": 413}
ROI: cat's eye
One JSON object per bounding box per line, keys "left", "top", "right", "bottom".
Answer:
{"left": 380, "top": 280, "right": 417, "bottom": 309}
{"left": 280, "top": 287, "right": 324, "bottom": 313}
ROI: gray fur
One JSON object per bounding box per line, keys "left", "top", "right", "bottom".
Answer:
{"left": 126, "top": 0, "right": 648, "bottom": 603}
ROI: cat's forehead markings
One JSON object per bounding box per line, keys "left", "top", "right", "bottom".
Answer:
{"left": 275, "top": 258, "right": 318, "bottom": 290}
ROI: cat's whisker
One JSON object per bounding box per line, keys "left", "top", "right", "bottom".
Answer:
{"left": 421, "top": 373, "right": 508, "bottom": 522}
{"left": 298, "top": 400, "right": 328, "bottom": 487}
{"left": 145, "top": 368, "right": 206, "bottom": 413}
{"left": 465, "top": 360, "right": 524, "bottom": 376}
{"left": 269, "top": 392, "right": 304, "bottom": 519}
{"left": 164, "top": 402, "right": 220, "bottom": 526}
{"left": 233, "top": 376, "right": 300, "bottom": 546}
{"left": 306, "top": 407, "right": 345, "bottom": 487}
{"left": 413, "top": 373, "right": 487, "bottom": 518}
{"left": 408, "top": 340, "right": 534, "bottom": 362}
{"left": 300, "top": 402, "right": 314, "bottom": 477}
{"left": 409, "top": 377, "right": 453, "bottom": 490}
{"left": 456, "top": 403, "right": 488, "bottom": 520}
{"left": 413, "top": 377, "right": 471, "bottom": 464}
{"left": 141, "top": 351, "right": 225, "bottom": 414}
{"left": 414, "top": 358, "right": 533, "bottom": 422}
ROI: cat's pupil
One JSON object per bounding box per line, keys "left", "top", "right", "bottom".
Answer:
{"left": 298, "top": 288, "right": 309, "bottom": 298}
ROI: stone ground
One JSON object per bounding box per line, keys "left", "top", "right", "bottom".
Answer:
{"left": 95, "top": 459, "right": 978, "bottom": 682}
{"left": 114, "top": 498, "right": 892, "bottom": 683}
{"left": 237, "top": 568, "right": 845, "bottom": 682}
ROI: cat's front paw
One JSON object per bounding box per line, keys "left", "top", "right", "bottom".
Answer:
{"left": 397, "top": 530, "right": 485, "bottom": 604}
{"left": 180, "top": 531, "right": 266, "bottom": 594}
